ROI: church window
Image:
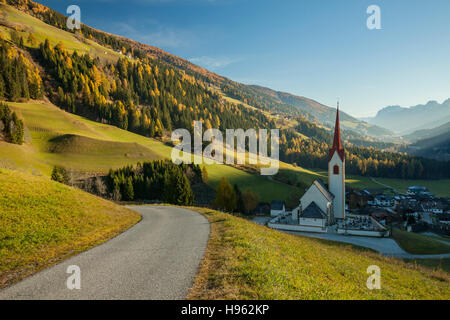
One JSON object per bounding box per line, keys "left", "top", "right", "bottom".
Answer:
{"left": 333, "top": 165, "right": 339, "bottom": 175}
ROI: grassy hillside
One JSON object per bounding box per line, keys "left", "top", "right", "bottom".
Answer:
{"left": 1, "top": 101, "right": 301, "bottom": 204}
{"left": 5, "top": 101, "right": 168, "bottom": 174}
{"left": 392, "top": 229, "right": 450, "bottom": 255}
{"left": 188, "top": 207, "right": 449, "bottom": 300}
{"left": 0, "top": 169, "right": 141, "bottom": 288}
{"left": 3, "top": 101, "right": 449, "bottom": 205}
{"left": 0, "top": 3, "right": 121, "bottom": 63}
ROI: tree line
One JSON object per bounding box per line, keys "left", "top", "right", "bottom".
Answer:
{"left": 0, "top": 102, "right": 24, "bottom": 144}
{"left": 213, "top": 177, "right": 259, "bottom": 215}
{"left": 38, "top": 40, "right": 274, "bottom": 140}
{"left": 280, "top": 122, "right": 450, "bottom": 179}
{"left": 5, "top": 0, "right": 448, "bottom": 181}
{"left": 107, "top": 160, "right": 200, "bottom": 205}
{"left": 0, "top": 37, "right": 43, "bottom": 101}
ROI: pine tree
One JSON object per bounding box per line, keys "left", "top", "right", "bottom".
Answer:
{"left": 123, "top": 177, "right": 134, "bottom": 201}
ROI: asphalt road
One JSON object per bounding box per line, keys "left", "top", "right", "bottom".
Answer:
{"left": 0, "top": 206, "right": 210, "bottom": 300}
{"left": 284, "top": 230, "right": 450, "bottom": 259}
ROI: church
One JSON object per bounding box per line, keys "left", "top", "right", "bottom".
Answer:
{"left": 290, "top": 103, "right": 346, "bottom": 229}
{"left": 268, "top": 105, "right": 389, "bottom": 237}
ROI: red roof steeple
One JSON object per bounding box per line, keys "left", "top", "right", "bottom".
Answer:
{"left": 328, "top": 102, "right": 345, "bottom": 162}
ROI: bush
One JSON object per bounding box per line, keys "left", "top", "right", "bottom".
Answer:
{"left": 51, "top": 166, "right": 70, "bottom": 184}
{"left": 213, "top": 177, "right": 237, "bottom": 212}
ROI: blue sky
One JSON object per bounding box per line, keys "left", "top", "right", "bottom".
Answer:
{"left": 39, "top": 0, "right": 450, "bottom": 117}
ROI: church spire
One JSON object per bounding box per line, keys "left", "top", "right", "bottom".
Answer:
{"left": 329, "top": 102, "right": 345, "bottom": 161}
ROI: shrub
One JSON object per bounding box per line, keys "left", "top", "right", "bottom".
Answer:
{"left": 51, "top": 166, "right": 70, "bottom": 184}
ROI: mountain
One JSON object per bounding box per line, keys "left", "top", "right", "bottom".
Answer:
{"left": 3, "top": 1, "right": 392, "bottom": 139}
{"left": 247, "top": 85, "right": 393, "bottom": 137}
{"left": 405, "top": 128, "right": 450, "bottom": 161}
{"left": 403, "top": 121, "right": 450, "bottom": 143}
{"left": 367, "top": 99, "right": 450, "bottom": 134}
{"left": 0, "top": 0, "right": 449, "bottom": 182}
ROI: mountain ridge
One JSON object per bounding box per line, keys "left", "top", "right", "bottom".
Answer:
{"left": 366, "top": 99, "right": 450, "bottom": 134}
{"left": 4, "top": 0, "right": 391, "bottom": 139}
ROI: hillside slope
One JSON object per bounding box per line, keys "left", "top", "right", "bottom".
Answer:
{"left": 404, "top": 121, "right": 450, "bottom": 143}
{"left": 249, "top": 85, "right": 393, "bottom": 137}
{"left": 3, "top": 0, "right": 392, "bottom": 140}
{"left": 0, "top": 169, "right": 141, "bottom": 288}
{"left": 1, "top": 101, "right": 303, "bottom": 204}
{"left": 189, "top": 207, "right": 449, "bottom": 299}
{"left": 407, "top": 131, "right": 450, "bottom": 161}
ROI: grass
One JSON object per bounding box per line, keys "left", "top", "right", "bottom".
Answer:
{"left": 392, "top": 228, "right": 450, "bottom": 255}
{"left": 2, "top": 101, "right": 302, "bottom": 204}
{"left": 187, "top": 207, "right": 449, "bottom": 300}
{"left": 4, "top": 100, "right": 449, "bottom": 207}
{"left": 276, "top": 163, "right": 450, "bottom": 197}
{"left": 403, "top": 259, "right": 450, "bottom": 274}
{"left": 0, "top": 169, "right": 141, "bottom": 289}
{"left": 5, "top": 101, "right": 167, "bottom": 174}
{"left": 0, "top": 4, "right": 122, "bottom": 64}
{"left": 370, "top": 177, "right": 450, "bottom": 198}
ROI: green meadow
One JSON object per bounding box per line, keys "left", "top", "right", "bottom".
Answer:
{"left": 188, "top": 207, "right": 450, "bottom": 299}
{"left": 0, "top": 4, "right": 122, "bottom": 64}
{"left": 0, "top": 169, "right": 140, "bottom": 288}
{"left": 2, "top": 101, "right": 302, "bottom": 204}
{"left": 3, "top": 100, "right": 449, "bottom": 206}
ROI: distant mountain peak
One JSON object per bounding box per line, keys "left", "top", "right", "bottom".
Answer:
{"left": 370, "top": 99, "right": 450, "bottom": 134}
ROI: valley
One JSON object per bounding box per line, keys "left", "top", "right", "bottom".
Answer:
{"left": 0, "top": 0, "right": 449, "bottom": 301}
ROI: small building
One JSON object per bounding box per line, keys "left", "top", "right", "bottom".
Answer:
{"left": 407, "top": 186, "right": 428, "bottom": 196}
{"left": 373, "top": 194, "right": 394, "bottom": 207}
{"left": 254, "top": 203, "right": 270, "bottom": 216}
{"left": 421, "top": 201, "right": 445, "bottom": 214}
{"left": 270, "top": 200, "right": 286, "bottom": 217}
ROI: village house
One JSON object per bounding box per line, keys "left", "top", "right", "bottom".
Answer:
{"left": 270, "top": 200, "right": 286, "bottom": 217}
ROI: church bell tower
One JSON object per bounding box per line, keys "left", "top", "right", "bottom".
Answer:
{"left": 328, "top": 103, "right": 346, "bottom": 220}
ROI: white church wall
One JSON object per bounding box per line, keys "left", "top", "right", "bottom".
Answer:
{"left": 328, "top": 151, "right": 345, "bottom": 220}
{"left": 270, "top": 209, "right": 285, "bottom": 217}
{"left": 300, "top": 184, "right": 330, "bottom": 214}
{"left": 337, "top": 228, "right": 388, "bottom": 237}
{"left": 268, "top": 221, "right": 327, "bottom": 233}
{"left": 299, "top": 217, "right": 326, "bottom": 227}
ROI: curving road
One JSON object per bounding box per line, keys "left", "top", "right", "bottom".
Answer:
{"left": 283, "top": 230, "right": 450, "bottom": 259}
{"left": 0, "top": 206, "right": 210, "bottom": 300}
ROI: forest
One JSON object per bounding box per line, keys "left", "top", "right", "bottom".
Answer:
{"left": 34, "top": 40, "right": 450, "bottom": 180}
{"left": 2, "top": 0, "right": 449, "bottom": 180}
{"left": 280, "top": 123, "right": 450, "bottom": 179}
{"left": 107, "top": 160, "right": 199, "bottom": 205}
{"left": 38, "top": 40, "right": 274, "bottom": 139}
{"left": 0, "top": 38, "right": 43, "bottom": 101}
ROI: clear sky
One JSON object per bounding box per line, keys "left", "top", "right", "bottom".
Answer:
{"left": 39, "top": 0, "right": 450, "bottom": 117}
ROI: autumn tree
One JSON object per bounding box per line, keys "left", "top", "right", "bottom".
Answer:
{"left": 242, "top": 189, "right": 259, "bottom": 215}
{"left": 213, "top": 177, "right": 237, "bottom": 212}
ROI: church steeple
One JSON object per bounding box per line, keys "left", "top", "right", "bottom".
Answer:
{"left": 328, "top": 102, "right": 345, "bottom": 161}
{"left": 328, "top": 101, "right": 346, "bottom": 220}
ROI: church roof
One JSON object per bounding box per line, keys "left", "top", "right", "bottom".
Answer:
{"left": 328, "top": 102, "right": 345, "bottom": 162}
{"left": 313, "top": 179, "right": 334, "bottom": 202}
{"left": 271, "top": 200, "right": 285, "bottom": 210}
{"left": 301, "top": 202, "right": 327, "bottom": 219}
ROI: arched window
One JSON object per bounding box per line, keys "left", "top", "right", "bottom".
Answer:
{"left": 333, "top": 165, "right": 339, "bottom": 175}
